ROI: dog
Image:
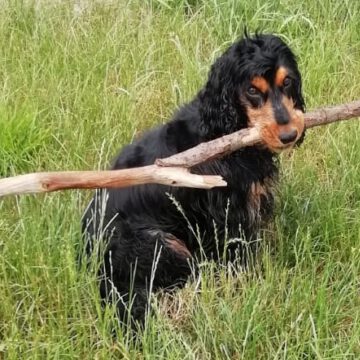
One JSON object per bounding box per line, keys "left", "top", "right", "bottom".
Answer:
{"left": 82, "top": 33, "right": 305, "bottom": 327}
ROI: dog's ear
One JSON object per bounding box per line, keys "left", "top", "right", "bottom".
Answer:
{"left": 294, "top": 76, "right": 305, "bottom": 112}
{"left": 287, "top": 58, "right": 305, "bottom": 113}
{"left": 199, "top": 55, "right": 244, "bottom": 139}
{"left": 293, "top": 75, "right": 306, "bottom": 146}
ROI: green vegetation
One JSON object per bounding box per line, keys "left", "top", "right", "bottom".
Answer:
{"left": 0, "top": 0, "right": 359, "bottom": 358}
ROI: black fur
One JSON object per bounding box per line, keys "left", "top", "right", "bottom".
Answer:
{"left": 82, "top": 34, "right": 305, "bottom": 327}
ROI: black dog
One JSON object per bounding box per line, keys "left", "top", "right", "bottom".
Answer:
{"left": 82, "top": 33, "right": 305, "bottom": 326}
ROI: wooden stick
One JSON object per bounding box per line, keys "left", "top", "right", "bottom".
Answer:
{"left": 155, "top": 127, "right": 260, "bottom": 168}
{"left": 304, "top": 99, "right": 360, "bottom": 128}
{"left": 0, "top": 167, "right": 227, "bottom": 197}
{"left": 1, "top": 100, "right": 360, "bottom": 197}
{"left": 157, "top": 100, "right": 360, "bottom": 168}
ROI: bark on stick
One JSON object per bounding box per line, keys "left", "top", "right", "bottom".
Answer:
{"left": 0, "top": 100, "right": 359, "bottom": 197}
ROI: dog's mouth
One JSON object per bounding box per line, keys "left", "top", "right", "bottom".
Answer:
{"left": 258, "top": 108, "right": 305, "bottom": 153}
{"left": 259, "top": 123, "right": 304, "bottom": 153}
{"left": 246, "top": 99, "right": 305, "bottom": 153}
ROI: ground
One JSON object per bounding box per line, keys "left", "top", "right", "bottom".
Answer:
{"left": 0, "top": 1, "right": 359, "bottom": 358}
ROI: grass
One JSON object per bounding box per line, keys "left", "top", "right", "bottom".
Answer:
{"left": 0, "top": 0, "right": 360, "bottom": 358}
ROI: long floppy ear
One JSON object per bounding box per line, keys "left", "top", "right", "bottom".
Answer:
{"left": 289, "top": 60, "right": 305, "bottom": 112}
{"left": 199, "top": 55, "right": 245, "bottom": 140}
{"left": 293, "top": 73, "right": 306, "bottom": 146}
{"left": 294, "top": 76, "right": 305, "bottom": 112}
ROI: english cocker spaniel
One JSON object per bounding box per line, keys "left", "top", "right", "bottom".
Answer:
{"left": 82, "top": 33, "right": 305, "bottom": 327}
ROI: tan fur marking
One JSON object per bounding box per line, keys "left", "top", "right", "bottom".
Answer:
{"left": 275, "top": 67, "right": 288, "bottom": 87}
{"left": 251, "top": 76, "right": 269, "bottom": 93}
{"left": 247, "top": 178, "right": 275, "bottom": 226}
{"left": 249, "top": 182, "right": 267, "bottom": 206}
{"left": 165, "top": 234, "right": 191, "bottom": 259}
{"left": 282, "top": 96, "right": 305, "bottom": 136}
{"left": 247, "top": 100, "right": 275, "bottom": 128}
{"left": 247, "top": 100, "right": 281, "bottom": 150}
{"left": 245, "top": 95, "right": 305, "bottom": 152}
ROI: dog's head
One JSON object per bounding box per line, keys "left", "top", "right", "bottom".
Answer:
{"left": 200, "top": 34, "right": 305, "bottom": 152}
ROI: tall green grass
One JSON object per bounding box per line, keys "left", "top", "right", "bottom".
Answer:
{"left": 0, "top": 0, "right": 359, "bottom": 358}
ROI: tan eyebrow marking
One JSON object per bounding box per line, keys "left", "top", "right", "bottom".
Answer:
{"left": 251, "top": 76, "right": 269, "bottom": 93}
{"left": 275, "top": 66, "right": 288, "bottom": 87}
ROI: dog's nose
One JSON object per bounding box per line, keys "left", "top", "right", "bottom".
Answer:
{"left": 279, "top": 129, "right": 298, "bottom": 144}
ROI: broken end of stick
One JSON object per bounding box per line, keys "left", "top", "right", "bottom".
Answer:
{"left": 155, "top": 167, "right": 227, "bottom": 189}
{"left": 0, "top": 173, "right": 46, "bottom": 197}
{"left": 199, "top": 175, "right": 227, "bottom": 189}
{"left": 167, "top": 173, "right": 227, "bottom": 189}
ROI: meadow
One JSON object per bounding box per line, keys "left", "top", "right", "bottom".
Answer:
{"left": 0, "top": 0, "right": 359, "bottom": 358}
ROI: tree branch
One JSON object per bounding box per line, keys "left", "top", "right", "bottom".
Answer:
{"left": 1, "top": 100, "right": 360, "bottom": 197}
{"left": 156, "top": 100, "right": 360, "bottom": 168}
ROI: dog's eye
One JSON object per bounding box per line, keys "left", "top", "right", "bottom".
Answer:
{"left": 283, "top": 77, "right": 292, "bottom": 88}
{"left": 247, "top": 87, "right": 259, "bottom": 96}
